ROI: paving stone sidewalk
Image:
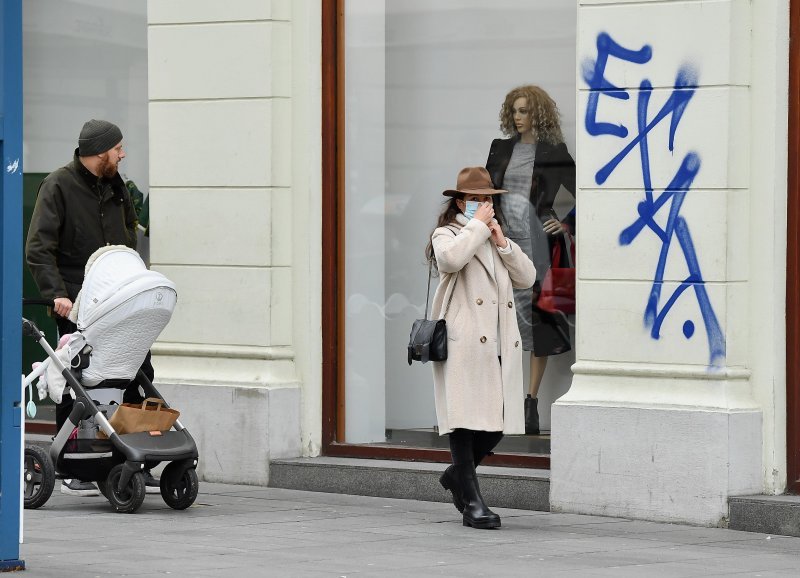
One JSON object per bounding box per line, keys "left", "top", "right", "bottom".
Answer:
{"left": 18, "top": 482, "right": 800, "bottom": 577}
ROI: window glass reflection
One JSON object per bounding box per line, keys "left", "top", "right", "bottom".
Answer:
{"left": 344, "top": 0, "right": 577, "bottom": 454}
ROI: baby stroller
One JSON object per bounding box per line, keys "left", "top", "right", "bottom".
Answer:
{"left": 22, "top": 246, "right": 199, "bottom": 514}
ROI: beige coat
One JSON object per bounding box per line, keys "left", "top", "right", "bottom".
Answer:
{"left": 430, "top": 217, "right": 536, "bottom": 435}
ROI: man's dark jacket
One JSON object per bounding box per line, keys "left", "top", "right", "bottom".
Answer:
{"left": 26, "top": 150, "right": 138, "bottom": 301}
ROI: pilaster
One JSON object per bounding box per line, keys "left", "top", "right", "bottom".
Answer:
{"left": 551, "top": 0, "right": 780, "bottom": 525}
{"left": 146, "top": 0, "right": 302, "bottom": 482}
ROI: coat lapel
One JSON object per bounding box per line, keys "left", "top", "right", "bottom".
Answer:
{"left": 473, "top": 239, "right": 495, "bottom": 280}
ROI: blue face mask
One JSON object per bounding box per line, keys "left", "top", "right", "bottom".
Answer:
{"left": 463, "top": 201, "right": 481, "bottom": 219}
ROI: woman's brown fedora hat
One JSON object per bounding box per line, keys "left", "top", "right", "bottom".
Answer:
{"left": 443, "top": 166, "right": 507, "bottom": 197}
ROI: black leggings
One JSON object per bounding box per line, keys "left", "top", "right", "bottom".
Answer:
{"left": 449, "top": 428, "right": 504, "bottom": 466}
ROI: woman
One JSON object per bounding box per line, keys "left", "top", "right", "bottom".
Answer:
{"left": 485, "top": 85, "right": 576, "bottom": 435}
{"left": 427, "top": 166, "right": 535, "bottom": 529}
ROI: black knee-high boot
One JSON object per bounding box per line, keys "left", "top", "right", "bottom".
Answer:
{"left": 440, "top": 429, "right": 500, "bottom": 529}
{"left": 440, "top": 429, "right": 471, "bottom": 513}
{"left": 525, "top": 395, "right": 540, "bottom": 435}
{"left": 441, "top": 430, "right": 503, "bottom": 513}
{"left": 454, "top": 461, "right": 501, "bottom": 529}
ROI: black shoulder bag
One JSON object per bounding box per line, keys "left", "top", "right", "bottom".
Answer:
{"left": 407, "top": 260, "right": 458, "bottom": 365}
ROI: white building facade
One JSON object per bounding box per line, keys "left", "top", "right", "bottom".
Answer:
{"left": 142, "top": 0, "right": 797, "bottom": 526}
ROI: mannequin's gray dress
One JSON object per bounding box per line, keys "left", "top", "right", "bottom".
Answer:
{"left": 500, "top": 142, "right": 550, "bottom": 351}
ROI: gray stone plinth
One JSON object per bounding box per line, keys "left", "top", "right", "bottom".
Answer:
{"left": 729, "top": 494, "right": 800, "bottom": 537}
{"left": 269, "top": 456, "right": 550, "bottom": 511}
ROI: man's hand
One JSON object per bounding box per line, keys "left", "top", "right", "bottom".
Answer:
{"left": 53, "top": 297, "right": 73, "bottom": 318}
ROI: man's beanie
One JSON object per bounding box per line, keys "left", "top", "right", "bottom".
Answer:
{"left": 78, "top": 119, "right": 123, "bottom": 156}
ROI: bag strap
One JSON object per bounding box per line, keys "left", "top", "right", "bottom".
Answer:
{"left": 424, "top": 259, "right": 433, "bottom": 320}
{"left": 560, "top": 229, "right": 574, "bottom": 269}
{"left": 425, "top": 225, "right": 460, "bottom": 320}
{"left": 425, "top": 258, "right": 459, "bottom": 319}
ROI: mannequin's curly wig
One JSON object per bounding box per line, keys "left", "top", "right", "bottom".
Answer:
{"left": 499, "top": 85, "right": 564, "bottom": 145}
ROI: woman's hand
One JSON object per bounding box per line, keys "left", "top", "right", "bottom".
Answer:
{"left": 488, "top": 221, "right": 508, "bottom": 248}
{"left": 474, "top": 201, "right": 494, "bottom": 225}
{"left": 543, "top": 218, "right": 565, "bottom": 236}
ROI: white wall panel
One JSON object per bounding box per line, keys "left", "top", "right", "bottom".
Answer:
{"left": 270, "top": 186, "right": 293, "bottom": 267}
{"left": 576, "top": 280, "right": 746, "bottom": 368}
{"left": 578, "top": 188, "right": 748, "bottom": 282}
{"left": 148, "top": 0, "right": 291, "bottom": 24}
{"left": 149, "top": 22, "right": 291, "bottom": 100}
{"left": 577, "top": 86, "right": 749, "bottom": 191}
{"left": 270, "top": 267, "right": 293, "bottom": 346}
{"left": 149, "top": 99, "right": 290, "bottom": 187}
{"left": 149, "top": 188, "right": 272, "bottom": 267}
{"left": 579, "top": 0, "right": 750, "bottom": 89}
{"left": 153, "top": 265, "right": 271, "bottom": 347}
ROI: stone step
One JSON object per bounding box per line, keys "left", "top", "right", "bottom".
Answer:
{"left": 269, "top": 457, "right": 551, "bottom": 511}
{"left": 25, "top": 432, "right": 53, "bottom": 449}
{"left": 729, "top": 495, "right": 800, "bottom": 537}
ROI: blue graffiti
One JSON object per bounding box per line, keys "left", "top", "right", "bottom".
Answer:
{"left": 583, "top": 32, "right": 725, "bottom": 368}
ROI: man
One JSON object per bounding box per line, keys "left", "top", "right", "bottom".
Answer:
{"left": 26, "top": 119, "right": 158, "bottom": 496}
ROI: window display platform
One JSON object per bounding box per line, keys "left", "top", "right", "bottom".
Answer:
{"left": 383, "top": 428, "right": 550, "bottom": 456}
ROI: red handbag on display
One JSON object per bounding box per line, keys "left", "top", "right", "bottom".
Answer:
{"left": 537, "top": 230, "right": 576, "bottom": 315}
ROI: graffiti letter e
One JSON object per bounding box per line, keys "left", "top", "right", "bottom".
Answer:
{"left": 583, "top": 32, "right": 652, "bottom": 139}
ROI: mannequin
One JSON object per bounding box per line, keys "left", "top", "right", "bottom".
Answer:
{"left": 485, "top": 85, "right": 576, "bottom": 435}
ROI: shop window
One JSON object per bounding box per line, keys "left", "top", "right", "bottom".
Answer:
{"left": 327, "top": 0, "right": 577, "bottom": 462}
{"left": 22, "top": 0, "right": 149, "bottom": 424}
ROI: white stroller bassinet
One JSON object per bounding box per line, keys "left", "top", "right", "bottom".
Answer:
{"left": 40, "top": 246, "right": 177, "bottom": 404}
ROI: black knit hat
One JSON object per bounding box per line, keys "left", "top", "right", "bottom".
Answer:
{"left": 78, "top": 119, "right": 123, "bottom": 156}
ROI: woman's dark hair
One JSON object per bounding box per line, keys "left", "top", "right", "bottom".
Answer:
{"left": 425, "top": 194, "right": 506, "bottom": 273}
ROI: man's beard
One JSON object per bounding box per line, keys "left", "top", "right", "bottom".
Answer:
{"left": 97, "top": 156, "right": 118, "bottom": 179}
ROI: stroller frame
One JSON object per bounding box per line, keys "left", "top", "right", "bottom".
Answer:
{"left": 22, "top": 315, "right": 199, "bottom": 513}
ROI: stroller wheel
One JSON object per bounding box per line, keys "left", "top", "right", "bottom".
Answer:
{"left": 160, "top": 463, "right": 199, "bottom": 510}
{"left": 104, "top": 464, "right": 146, "bottom": 514}
{"left": 23, "top": 444, "right": 55, "bottom": 509}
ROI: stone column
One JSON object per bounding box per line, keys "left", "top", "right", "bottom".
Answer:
{"left": 552, "top": 0, "right": 788, "bottom": 525}
{"left": 146, "top": 0, "right": 302, "bottom": 484}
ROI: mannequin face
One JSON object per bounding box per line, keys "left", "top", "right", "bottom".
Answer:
{"left": 512, "top": 97, "right": 533, "bottom": 136}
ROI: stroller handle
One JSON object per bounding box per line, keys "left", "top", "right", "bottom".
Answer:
{"left": 23, "top": 298, "right": 55, "bottom": 307}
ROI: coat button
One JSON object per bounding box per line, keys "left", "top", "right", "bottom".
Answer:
{"left": 480, "top": 336, "right": 487, "bottom": 343}
{"left": 507, "top": 302, "right": 513, "bottom": 308}
{"left": 476, "top": 298, "right": 483, "bottom": 305}
{"left": 515, "top": 341, "right": 520, "bottom": 347}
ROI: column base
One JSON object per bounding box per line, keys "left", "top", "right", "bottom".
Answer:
{"left": 156, "top": 381, "right": 301, "bottom": 485}
{"left": 551, "top": 403, "right": 762, "bottom": 526}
